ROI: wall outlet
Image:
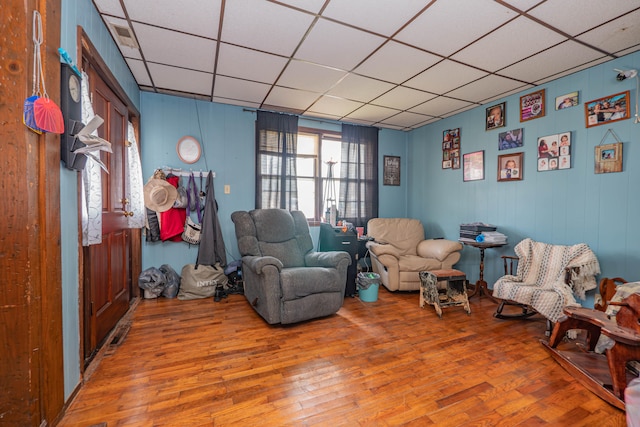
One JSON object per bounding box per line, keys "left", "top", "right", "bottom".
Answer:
{"left": 224, "top": 185, "right": 230, "bottom": 194}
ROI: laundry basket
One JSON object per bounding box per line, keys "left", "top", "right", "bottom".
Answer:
{"left": 357, "top": 272, "right": 380, "bottom": 302}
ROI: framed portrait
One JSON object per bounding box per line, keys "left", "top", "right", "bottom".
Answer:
{"left": 463, "top": 150, "right": 484, "bottom": 182}
{"left": 442, "top": 128, "right": 461, "bottom": 169}
{"left": 498, "top": 128, "right": 523, "bottom": 150}
{"left": 537, "top": 132, "right": 571, "bottom": 171}
{"left": 486, "top": 103, "right": 505, "bottom": 130}
{"left": 497, "top": 152, "right": 523, "bottom": 182}
{"left": 383, "top": 155, "right": 401, "bottom": 185}
{"left": 520, "top": 89, "right": 545, "bottom": 122}
{"left": 555, "top": 91, "right": 578, "bottom": 110}
{"left": 585, "top": 91, "right": 630, "bottom": 128}
{"left": 595, "top": 142, "right": 623, "bottom": 174}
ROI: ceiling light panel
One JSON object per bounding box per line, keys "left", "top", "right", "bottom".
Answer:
{"left": 294, "top": 19, "right": 386, "bottom": 71}
{"left": 213, "top": 76, "right": 271, "bottom": 104}
{"left": 123, "top": 0, "right": 221, "bottom": 39}
{"left": 321, "top": 0, "right": 428, "bottom": 37}
{"left": 452, "top": 16, "right": 566, "bottom": 72}
{"left": 395, "top": 0, "right": 518, "bottom": 57}
{"left": 221, "top": 0, "right": 315, "bottom": 57}
{"left": 133, "top": 23, "right": 217, "bottom": 72}
{"left": 354, "top": 41, "right": 442, "bottom": 84}
{"left": 147, "top": 63, "right": 212, "bottom": 96}
{"left": 216, "top": 44, "right": 289, "bottom": 84}
{"left": 277, "top": 61, "right": 348, "bottom": 93}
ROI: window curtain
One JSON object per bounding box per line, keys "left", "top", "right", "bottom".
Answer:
{"left": 339, "top": 123, "right": 378, "bottom": 228}
{"left": 255, "top": 111, "right": 299, "bottom": 210}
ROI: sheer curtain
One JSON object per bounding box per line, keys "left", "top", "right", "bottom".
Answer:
{"left": 339, "top": 123, "right": 379, "bottom": 228}
{"left": 255, "top": 111, "right": 299, "bottom": 210}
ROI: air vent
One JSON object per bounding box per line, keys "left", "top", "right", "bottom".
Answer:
{"left": 110, "top": 23, "right": 139, "bottom": 49}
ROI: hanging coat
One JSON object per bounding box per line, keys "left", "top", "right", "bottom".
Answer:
{"left": 196, "top": 171, "right": 227, "bottom": 267}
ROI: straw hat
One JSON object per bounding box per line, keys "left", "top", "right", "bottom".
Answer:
{"left": 144, "top": 177, "right": 178, "bottom": 212}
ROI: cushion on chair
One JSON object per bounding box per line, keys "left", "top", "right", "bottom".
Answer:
{"left": 280, "top": 267, "right": 343, "bottom": 300}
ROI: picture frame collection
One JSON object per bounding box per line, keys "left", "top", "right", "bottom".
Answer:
{"left": 455, "top": 86, "right": 629, "bottom": 182}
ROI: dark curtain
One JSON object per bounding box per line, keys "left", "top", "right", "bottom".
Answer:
{"left": 255, "top": 111, "right": 299, "bottom": 210}
{"left": 339, "top": 123, "right": 378, "bottom": 228}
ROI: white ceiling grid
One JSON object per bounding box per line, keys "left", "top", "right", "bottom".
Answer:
{"left": 93, "top": 0, "right": 640, "bottom": 131}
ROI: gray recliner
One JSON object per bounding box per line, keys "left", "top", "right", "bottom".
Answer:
{"left": 231, "top": 209, "right": 351, "bottom": 324}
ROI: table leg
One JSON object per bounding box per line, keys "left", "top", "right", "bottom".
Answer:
{"left": 469, "top": 248, "right": 499, "bottom": 302}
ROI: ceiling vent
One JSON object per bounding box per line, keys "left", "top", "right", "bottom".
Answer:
{"left": 110, "top": 23, "right": 139, "bottom": 49}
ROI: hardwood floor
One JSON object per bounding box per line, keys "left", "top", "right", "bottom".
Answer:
{"left": 58, "top": 288, "right": 627, "bottom": 426}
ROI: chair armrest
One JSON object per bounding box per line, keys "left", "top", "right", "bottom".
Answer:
{"left": 416, "top": 239, "right": 462, "bottom": 262}
{"left": 368, "top": 241, "right": 402, "bottom": 258}
{"left": 502, "top": 255, "right": 519, "bottom": 276}
{"left": 305, "top": 251, "right": 352, "bottom": 268}
{"left": 242, "top": 255, "right": 283, "bottom": 274}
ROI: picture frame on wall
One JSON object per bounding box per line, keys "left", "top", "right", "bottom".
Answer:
{"left": 383, "top": 155, "right": 401, "bottom": 185}
{"left": 497, "top": 152, "right": 523, "bottom": 182}
{"left": 555, "top": 91, "right": 579, "bottom": 110}
{"left": 585, "top": 91, "right": 630, "bottom": 128}
{"left": 498, "top": 128, "right": 523, "bottom": 150}
{"left": 595, "top": 142, "right": 623, "bottom": 174}
{"left": 520, "top": 89, "right": 545, "bottom": 122}
{"left": 486, "top": 103, "right": 505, "bottom": 130}
{"left": 463, "top": 150, "right": 484, "bottom": 182}
{"left": 442, "top": 128, "right": 461, "bottom": 169}
{"left": 537, "top": 131, "right": 571, "bottom": 172}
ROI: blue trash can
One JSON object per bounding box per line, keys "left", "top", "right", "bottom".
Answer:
{"left": 357, "top": 272, "right": 380, "bottom": 302}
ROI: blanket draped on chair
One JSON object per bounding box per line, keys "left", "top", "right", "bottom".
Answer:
{"left": 492, "top": 238, "right": 600, "bottom": 323}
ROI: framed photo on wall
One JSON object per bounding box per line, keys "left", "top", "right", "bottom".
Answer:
{"left": 498, "top": 128, "right": 523, "bottom": 150}
{"left": 383, "top": 155, "right": 401, "bottom": 185}
{"left": 585, "top": 91, "right": 630, "bottom": 127}
{"left": 486, "top": 103, "right": 505, "bottom": 130}
{"left": 497, "top": 152, "right": 523, "bottom": 182}
{"left": 537, "top": 131, "right": 571, "bottom": 172}
{"left": 520, "top": 89, "right": 545, "bottom": 122}
{"left": 463, "top": 150, "right": 484, "bottom": 182}
{"left": 442, "top": 128, "right": 461, "bottom": 169}
{"left": 595, "top": 143, "right": 623, "bottom": 174}
{"left": 556, "top": 91, "right": 578, "bottom": 110}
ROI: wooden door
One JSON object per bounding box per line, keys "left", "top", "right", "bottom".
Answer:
{"left": 83, "top": 64, "right": 132, "bottom": 364}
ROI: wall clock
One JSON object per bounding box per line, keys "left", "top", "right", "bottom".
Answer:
{"left": 176, "top": 136, "right": 201, "bottom": 164}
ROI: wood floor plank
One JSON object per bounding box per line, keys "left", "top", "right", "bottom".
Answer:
{"left": 58, "top": 288, "right": 627, "bottom": 426}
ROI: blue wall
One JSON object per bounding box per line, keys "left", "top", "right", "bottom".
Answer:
{"left": 139, "top": 93, "right": 409, "bottom": 273}
{"left": 60, "top": 0, "right": 140, "bottom": 399}
{"left": 407, "top": 51, "right": 640, "bottom": 302}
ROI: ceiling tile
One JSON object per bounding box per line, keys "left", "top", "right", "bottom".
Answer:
{"left": 533, "top": 57, "right": 611, "bottom": 85}
{"left": 278, "top": 61, "right": 348, "bottom": 93}
{"left": 147, "top": 63, "right": 212, "bottom": 96}
{"left": 103, "top": 16, "right": 142, "bottom": 59}
{"left": 133, "top": 23, "right": 216, "bottom": 72}
{"left": 294, "top": 19, "right": 386, "bottom": 71}
{"left": 452, "top": 16, "right": 567, "bottom": 72}
{"left": 93, "top": 0, "right": 125, "bottom": 18}
{"left": 576, "top": 9, "right": 640, "bottom": 55}
{"left": 499, "top": 41, "right": 605, "bottom": 83}
{"left": 308, "top": 95, "right": 364, "bottom": 118}
{"left": 404, "top": 60, "right": 487, "bottom": 94}
{"left": 125, "top": 59, "right": 151, "bottom": 86}
{"left": 321, "top": 0, "right": 428, "bottom": 37}
{"left": 371, "top": 86, "right": 436, "bottom": 111}
{"left": 221, "top": 0, "right": 315, "bottom": 57}
{"left": 216, "top": 44, "right": 288, "bottom": 84}
{"left": 123, "top": 0, "right": 221, "bottom": 39}
{"left": 379, "top": 111, "right": 434, "bottom": 128}
{"left": 395, "top": 0, "right": 518, "bottom": 56}
{"left": 409, "top": 96, "right": 475, "bottom": 117}
{"left": 353, "top": 41, "right": 442, "bottom": 84}
{"left": 264, "top": 86, "right": 322, "bottom": 112}
{"left": 345, "top": 104, "right": 400, "bottom": 123}
{"left": 500, "top": 0, "right": 545, "bottom": 12}
{"left": 212, "top": 97, "right": 261, "bottom": 109}
{"left": 326, "top": 74, "right": 395, "bottom": 103}
{"left": 213, "top": 76, "right": 271, "bottom": 104}
{"left": 528, "top": 0, "right": 639, "bottom": 36}
{"left": 275, "top": 0, "right": 326, "bottom": 14}
{"left": 447, "top": 75, "right": 527, "bottom": 103}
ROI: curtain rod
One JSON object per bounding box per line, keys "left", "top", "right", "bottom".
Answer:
{"left": 242, "top": 108, "right": 341, "bottom": 127}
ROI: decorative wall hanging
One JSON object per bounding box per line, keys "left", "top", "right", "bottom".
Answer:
{"left": 555, "top": 91, "right": 579, "bottom": 110}
{"left": 498, "top": 128, "right": 523, "bottom": 150}
{"left": 537, "top": 132, "right": 571, "bottom": 171}
{"left": 595, "top": 129, "right": 623, "bottom": 174}
{"left": 442, "top": 128, "right": 460, "bottom": 169}
{"left": 383, "top": 155, "right": 400, "bottom": 186}
{"left": 486, "top": 103, "right": 505, "bottom": 130}
{"left": 497, "top": 152, "right": 523, "bottom": 182}
{"left": 177, "top": 135, "right": 201, "bottom": 164}
{"left": 585, "top": 91, "right": 630, "bottom": 128}
{"left": 520, "top": 89, "right": 545, "bottom": 122}
{"left": 463, "top": 150, "right": 484, "bottom": 182}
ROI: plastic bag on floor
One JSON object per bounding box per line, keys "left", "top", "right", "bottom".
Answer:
{"left": 159, "top": 264, "right": 180, "bottom": 298}
{"left": 139, "top": 267, "right": 166, "bottom": 299}
{"left": 357, "top": 272, "right": 380, "bottom": 290}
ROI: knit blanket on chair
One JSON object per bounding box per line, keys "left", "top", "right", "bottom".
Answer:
{"left": 492, "top": 238, "right": 600, "bottom": 323}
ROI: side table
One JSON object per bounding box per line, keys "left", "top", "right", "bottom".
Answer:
{"left": 459, "top": 240, "right": 506, "bottom": 300}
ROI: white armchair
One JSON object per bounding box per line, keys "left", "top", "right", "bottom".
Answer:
{"left": 366, "top": 218, "right": 463, "bottom": 291}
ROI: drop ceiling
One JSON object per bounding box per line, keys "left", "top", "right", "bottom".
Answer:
{"left": 93, "top": 0, "right": 640, "bottom": 131}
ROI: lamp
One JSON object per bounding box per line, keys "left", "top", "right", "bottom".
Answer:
{"left": 614, "top": 68, "right": 639, "bottom": 124}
